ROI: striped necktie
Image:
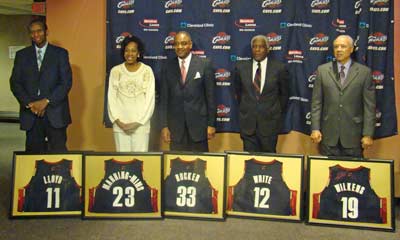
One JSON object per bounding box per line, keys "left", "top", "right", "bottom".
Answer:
{"left": 253, "top": 61, "right": 261, "bottom": 99}
{"left": 37, "top": 49, "right": 43, "bottom": 70}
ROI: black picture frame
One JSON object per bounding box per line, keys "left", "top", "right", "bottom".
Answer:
{"left": 306, "top": 155, "right": 395, "bottom": 232}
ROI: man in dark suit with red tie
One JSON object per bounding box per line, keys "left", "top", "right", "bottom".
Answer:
{"left": 234, "top": 35, "right": 289, "bottom": 153}
{"left": 160, "top": 31, "right": 216, "bottom": 152}
{"left": 10, "top": 19, "right": 72, "bottom": 152}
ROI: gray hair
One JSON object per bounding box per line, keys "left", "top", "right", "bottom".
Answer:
{"left": 251, "top": 35, "right": 270, "bottom": 49}
{"left": 334, "top": 35, "right": 354, "bottom": 46}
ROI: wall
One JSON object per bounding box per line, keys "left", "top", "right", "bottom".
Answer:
{"left": 47, "top": 0, "right": 400, "bottom": 196}
{"left": 0, "top": 14, "right": 31, "bottom": 113}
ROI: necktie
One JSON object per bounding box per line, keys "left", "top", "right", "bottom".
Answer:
{"left": 180, "top": 59, "right": 187, "bottom": 84}
{"left": 37, "top": 49, "right": 43, "bottom": 70}
{"left": 339, "top": 65, "right": 346, "bottom": 86}
{"left": 253, "top": 61, "right": 261, "bottom": 99}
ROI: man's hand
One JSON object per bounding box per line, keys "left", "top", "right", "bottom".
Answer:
{"left": 207, "top": 126, "right": 216, "bottom": 140}
{"left": 310, "top": 130, "right": 322, "bottom": 143}
{"left": 161, "top": 127, "right": 171, "bottom": 143}
{"left": 28, "top": 98, "right": 49, "bottom": 117}
{"left": 361, "top": 136, "right": 373, "bottom": 149}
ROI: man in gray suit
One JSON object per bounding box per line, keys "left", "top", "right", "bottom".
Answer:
{"left": 234, "top": 35, "right": 289, "bottom": 153}
{"left": 310, "top": 35, "right": 376, "bottom": 157}
{"left": 160, "top": 31, "right": 216, "bottom": 152}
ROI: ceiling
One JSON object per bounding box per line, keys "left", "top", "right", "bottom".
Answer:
{"left": 0, "top": 0, "right": 33, "bottom": 15}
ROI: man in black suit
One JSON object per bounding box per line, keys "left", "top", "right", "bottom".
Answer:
{"left": 234, "top": 35, "right": 289, "bottom": 153}
{"left": 10, "top": 19, "right": 72, "bottom": 152}
{"left": 160, "top": 31, "right": 216, "bottom": 152}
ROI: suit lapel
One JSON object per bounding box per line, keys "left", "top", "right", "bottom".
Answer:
{"left": 172, "top": 58, "right": 182, "bottom": 86}
{"left": 39, "top": 44, "right": 52, "bottom": 73}
{"left": 245, "top": 60, "right": 257, "bottom": 99}
{"left": 262, "top": 59, "right": 273, "bottom": 95}
{"left": 328, "top": 61, "right": 342, "bottom": 90}
{"left": 342, "top": 62, "right": 359, "bottom": 90}
{"left": 184, "top": 55, "right": 197, "bottom": 86}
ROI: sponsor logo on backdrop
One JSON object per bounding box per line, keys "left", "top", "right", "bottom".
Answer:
{"left": 165, "top": 0, "right": 183, "bottom": 14}
{"left": 308, "top": 72, "right": 317, "bottom": 88}
{"left": 115, "top": 32, "right": 132, "bottom": 49}
{"left": 309, "top": 33, "right": 329, "bottom": 51}
{"left": 286, "top": 50, "right": 305, "bottom": 64}
{"left": 215, "top": 69, "right": 231, "bottom": 86}
{"left": 217, "top": 104, "right": 231, "bottom": 122}
{"left": 143, "top": 55, "right": 167, "bottom": 60}
{"left": 375, "top": 109, "right": 382, "bottom": 127}
{"left": 139, "top": 19, "right": 160, "bottom": 32}
{"left": 212, "top": 32, "right": 231, "bottom": 50}
{"left": 164, "top": 32, "right": 176, "bottom": 50}
{"left": 211, "top": 0, "right": 231, "bottom": 13}
{"left": 261, "top": 0, "right": 283, "bottom": 14}
{"left": 359, "top": 21, "right": 369, "bottom": 29}
{"left": 368, "top": 32, "right": 387, "bottom": 51}
{"left": 266, "top": 32, "right": 282, "bottom": 51}
{"left": 305, "top": 112, "right": 311, "bottom": 125}
{"left": 230, "top": 55, "right": 251, "bottom": 62}
{"left": 117, "top": 0, "right": 135, "bottom": 14}
{"left": 289, "top": 96, "right": 310, "bottom": 102}
{"left": 192, "top": 50, "right": 207, "bottom": 58}
{"left": 354, "top": 0, "right": 362, "bottom": 14}
{"left": 280, "top": 22, "right": 312, "bottom": 28}
{"left": 310, "top": 0, "right": 330, "bottom": 14}
{"left": 180, "top": 21, "right": 214, "bottom": 28}
{"left": 372, "top": 70, "right": 384, "bottom": 89}
{"left": 331, "top": 18, "right": 350, "bottom": 33}
{"left": 370, "top": 0, "right": 389, "bottom": 12}
{"left": 235, "top": 18, "right": 257, "bottom": 32}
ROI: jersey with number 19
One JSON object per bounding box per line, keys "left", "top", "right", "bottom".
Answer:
{"left": 313, "top": 165, "right": 386, "bottom": 223}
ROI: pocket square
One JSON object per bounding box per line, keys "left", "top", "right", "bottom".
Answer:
{"left": 194, "top": 72, "right": 201, "bottom": 79}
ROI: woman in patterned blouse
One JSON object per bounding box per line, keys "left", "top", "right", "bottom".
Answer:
{"left": 107, "top": 35, "right": 155, "bottom": 151}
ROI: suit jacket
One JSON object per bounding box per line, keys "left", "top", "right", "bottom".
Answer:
{"left": 10, "top": 43, "right": 72, "bottom": 130}
{"left": 234, "top": 59, "right": 289, "bottom": 136}
{"left": 160, "top": 55, "right": 216, "bottom": 142}
{"left": 311, "top": 61, "right": 376, "bottom": 148}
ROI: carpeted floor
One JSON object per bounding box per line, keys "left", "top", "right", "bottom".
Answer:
{"left": 0, "top": 123, "right": 398, "bottom": 240}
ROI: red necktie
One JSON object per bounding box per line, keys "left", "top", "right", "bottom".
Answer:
{"left": 180, "top": 59, "right": 186, "bottom": 84}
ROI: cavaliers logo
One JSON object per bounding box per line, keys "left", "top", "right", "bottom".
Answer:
{"left": 212, "top": 32, "right": 231, "bottom": 45}
{"left": 309, "top": 33, "right": 329, "bottom": 46}
{"left": 262, "top": 0, "right": 282, "bottom": 8}
{"left": 266, "top": 32, "right": 282, "bottom": 46}
{"left": 217, "top": 104, "right": 231, "bottom": 117}
{"left": 368, "top": 32, "right": 387, "bottom": 46}
{"left": 115, "top": 32, "right": 132, "bottom": 48}
{"left": 117, "top": 0, "right": 134, "bottom": 9}
{"left": 215, "top": 69, "right": 231, "bottom": 81}
{"left": 211, "top": 0, "right": 230, "bottom": 8}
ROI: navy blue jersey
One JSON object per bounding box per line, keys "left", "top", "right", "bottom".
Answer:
{"left": 164, "top": 158, "right": 217, "bottom": 214}
{"left": 20, "top": 159, "right": 81, "bottom": 212}
{"left": 90, "top": 159, "right": 157, "bottom": 213}
{"left": 228, "top": 159, "right": 295, "bottom": 215}
{"left": 314, "top": 165, "right": 385, "bottom": 223}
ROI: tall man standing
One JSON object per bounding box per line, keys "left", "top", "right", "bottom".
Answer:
{"left": 160, "top": 31, "right": 216, "bottom": 152}
{"left": 310, "top": 35, "right": 376, "bottom": 157}
{"left": 10, "top": 19, "right": 72, "bottom": 152}
{"left": 234, "top": 35, "right": 289, "bottom": 153}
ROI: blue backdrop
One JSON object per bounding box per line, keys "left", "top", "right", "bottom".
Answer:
{"left": 104, "top": 0, "right": 397, "bottom": 139}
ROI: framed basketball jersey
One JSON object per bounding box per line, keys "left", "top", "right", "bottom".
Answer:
{"left": 10, "top": 152, "right": 83, "bottom": 218}
{"left": 163, "top": 152, "right": 226, "bottom": 220}
{"left": 83, "top": 152, "right": 162, "bottom": 219}
{"left": 226, "top": 151, "right": 304, "bottom": 222}
{"left": 307, "top": 156, "right": 395, "bottom": 231}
